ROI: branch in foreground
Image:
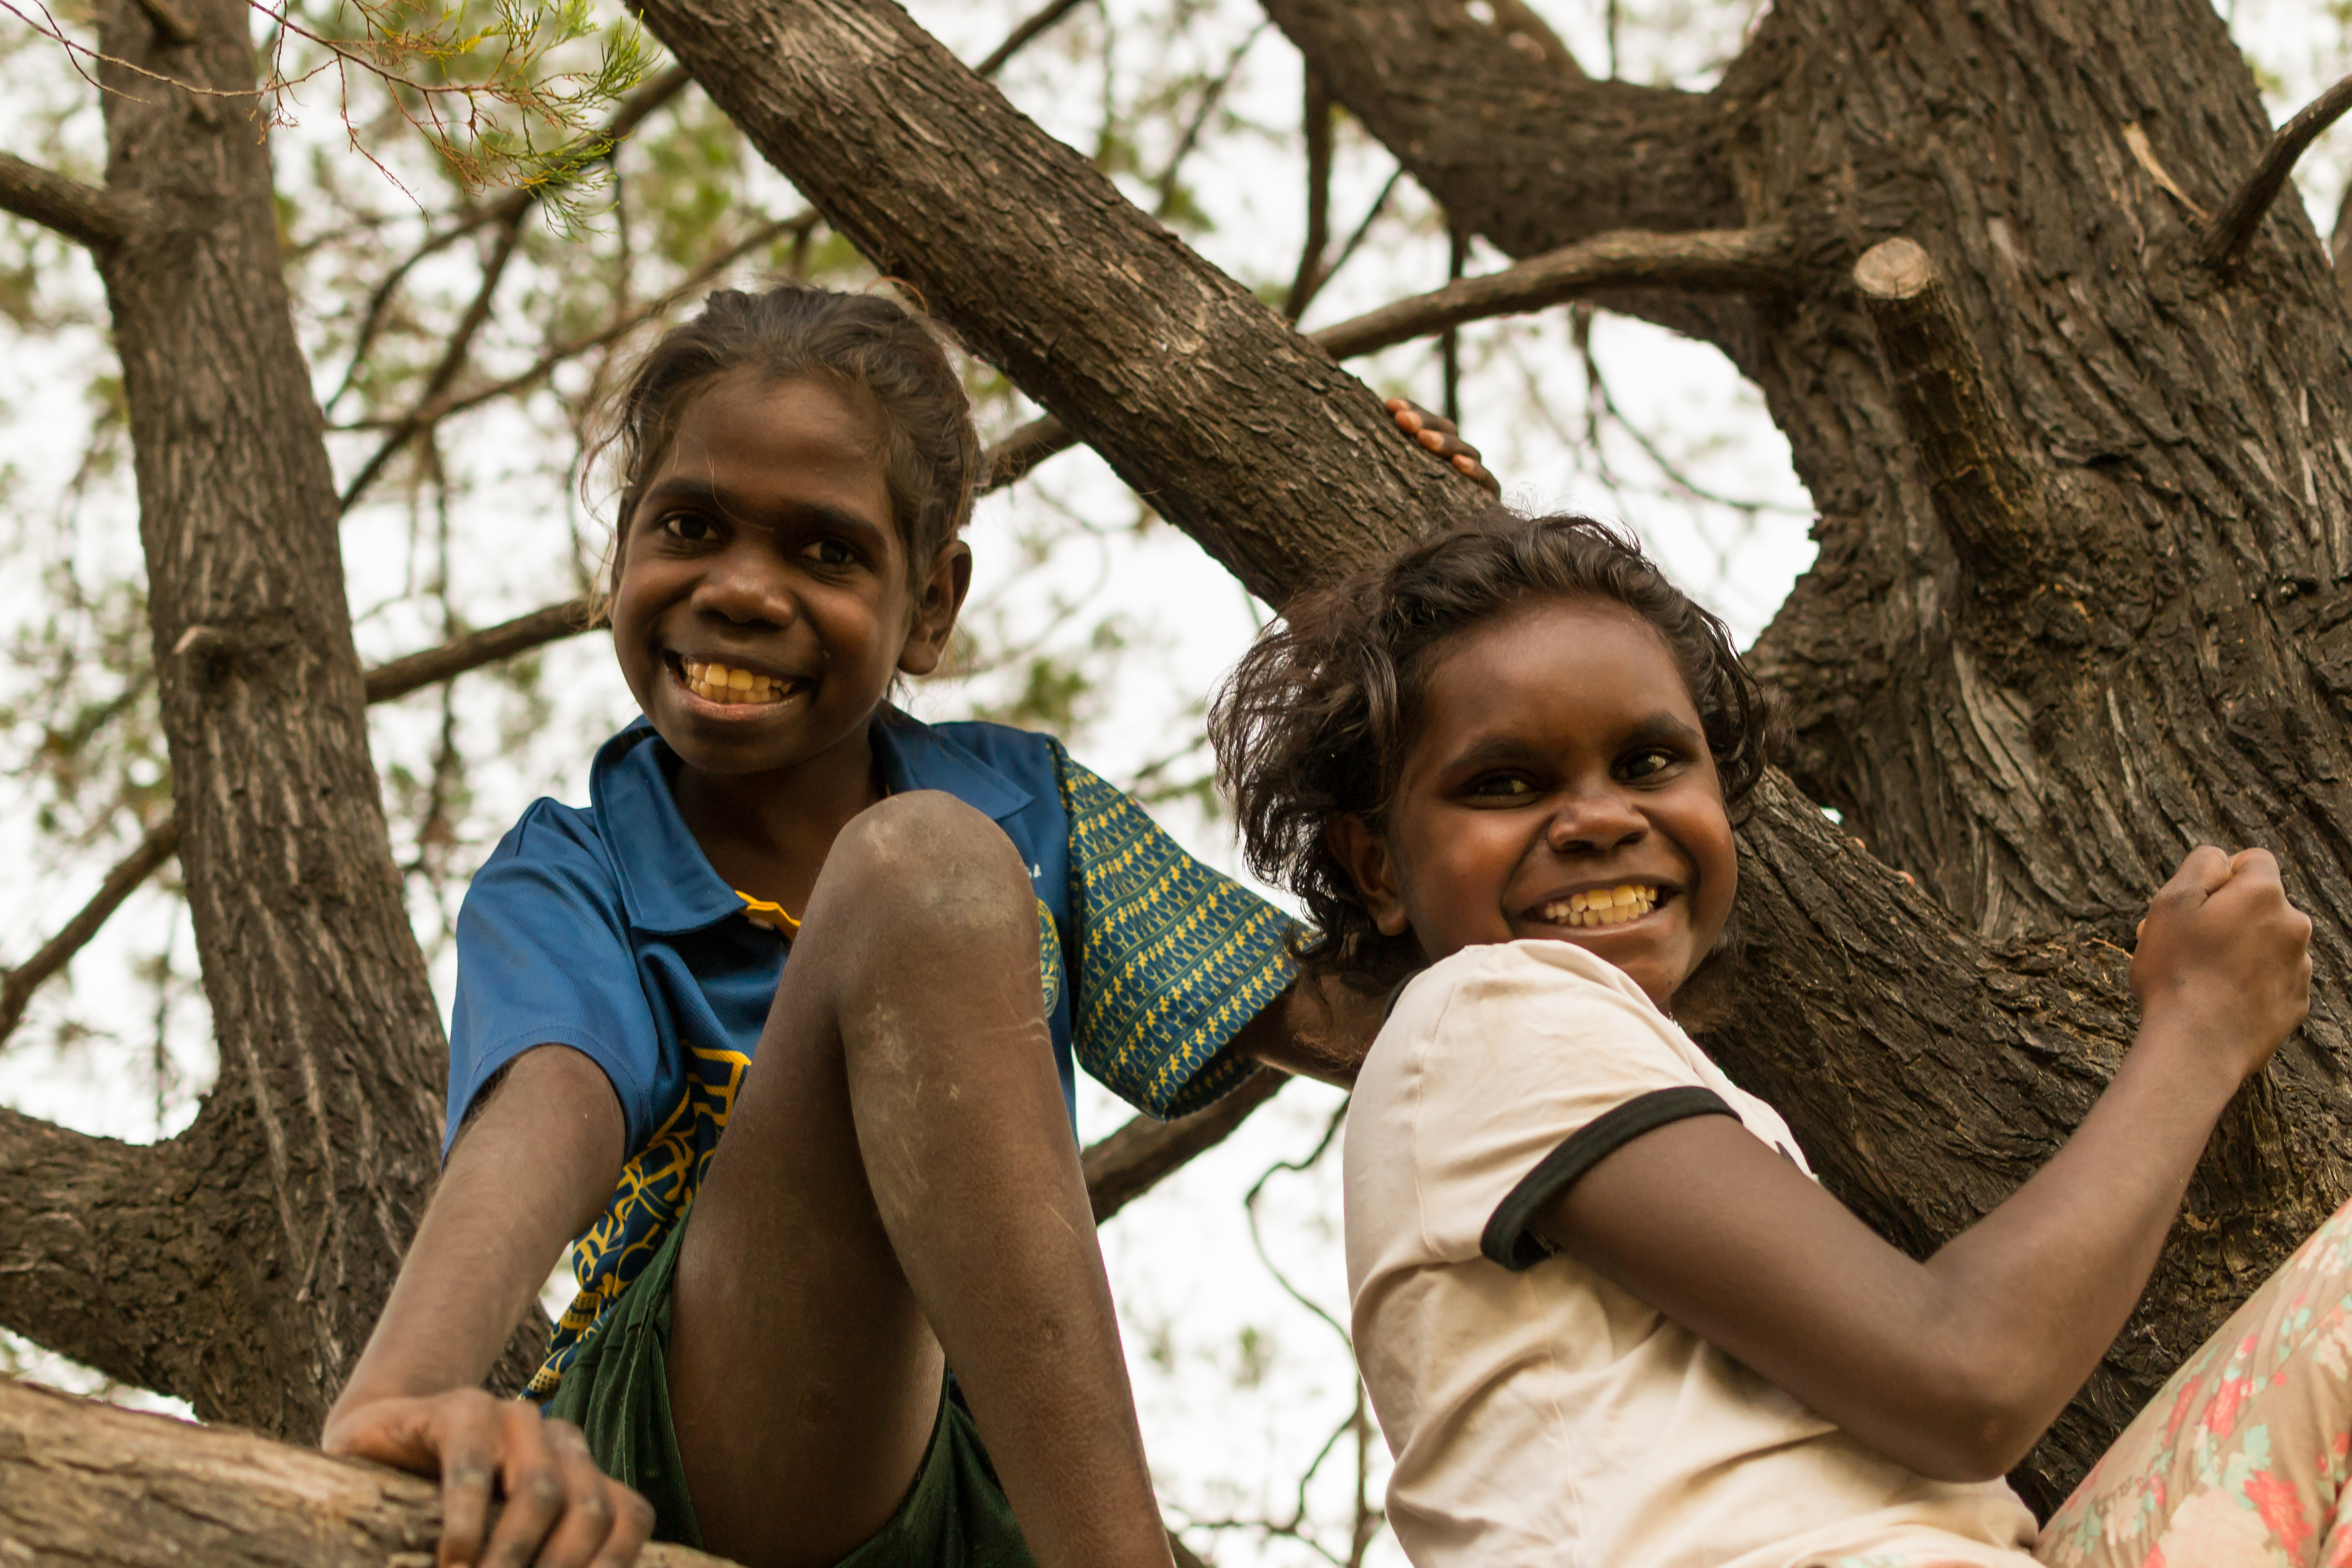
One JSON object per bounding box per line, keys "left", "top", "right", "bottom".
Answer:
{"left": 0, "top": 1377, "right": 727, "bottom": 1568}
{"left": 0, "top": 153, "right": 133, "bottom": 251}
{"left": 1083, "top": 1068, "right": 1288, "bottom": 1223}
{"left": 2200, "top": 68, "right": 2352, "bottom": 272}
{"left": 980, "top": 225, "right": 1795, "bottom": 491}
{"left": 0, "top": 1371, "right": 1213, "bottom": 1568}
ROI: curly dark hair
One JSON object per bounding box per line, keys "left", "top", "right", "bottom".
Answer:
{"left": 590, "top": 284, "right": 981, "bottom": 609}
{"left": 1210, "top": 510, "right": 1781, "bottom": 986}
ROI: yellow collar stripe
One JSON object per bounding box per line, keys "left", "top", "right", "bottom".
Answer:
{"left": 733, "top": 889, "right": 801, "bottom": 936}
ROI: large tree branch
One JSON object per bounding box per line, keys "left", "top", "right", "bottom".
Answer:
{"left": 0, "top": 1377, "right": 727, "bottom": 1568}
{"left": 1256, "top": 0, "right": 1735, "bottom": 258}
{"left": 0, "top": 153, "right": 135, "bottom": 251}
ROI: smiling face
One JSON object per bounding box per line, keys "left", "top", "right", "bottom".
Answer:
{"left": 1331, "top": 595, "right": 1738, "bottom": 1011}
{"left": 607, "top": 370, "right": 967, "bottom": 780}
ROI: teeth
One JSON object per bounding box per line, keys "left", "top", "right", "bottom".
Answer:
{"left": 681, "top": 659, "right": 797, "bottom": 706}
{"left": 1537, "top": 884, "right": 1659, "bottom": 928}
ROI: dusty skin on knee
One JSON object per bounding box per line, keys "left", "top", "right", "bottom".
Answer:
{"left": 805, "top": 789, "right": 1036, "bottom": 944}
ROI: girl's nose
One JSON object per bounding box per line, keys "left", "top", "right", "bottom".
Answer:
{"left": 1546, "top": 789, "right": 1648, "bottom": 855}
{"left": 693, "top": 548, "right": 794, "bottom": 626}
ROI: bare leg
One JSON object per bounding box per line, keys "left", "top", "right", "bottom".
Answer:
{"left": 666, "top": 790, "right": 1171, "bottom": 1568}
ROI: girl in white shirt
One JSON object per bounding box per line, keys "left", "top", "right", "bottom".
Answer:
{"left": 1209, "top": 510, "right": 2323, "bottom": 1568}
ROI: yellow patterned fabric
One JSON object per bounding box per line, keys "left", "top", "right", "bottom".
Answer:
{"left": 529, "top": 1041, "right": 749, "bottom": 1399}
{"left": 1047, "top": 741, "right": 1295, "bottom": 1119}
{"left": 523, "top": 738, "right": 1296, "bottom": 1403}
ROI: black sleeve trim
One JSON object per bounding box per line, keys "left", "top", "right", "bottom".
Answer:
{"left": 1479, "top": 1086, "right": 1737, "bottom": 1271}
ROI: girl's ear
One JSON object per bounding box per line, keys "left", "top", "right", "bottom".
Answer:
{"left": 897, "top": 540, "right": 973, "bottom": 676}
{"left": 1326, "top": 815, "right": 1412, "bottom": 938}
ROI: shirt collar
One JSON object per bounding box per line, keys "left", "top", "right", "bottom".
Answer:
{"left": 590, "top": 711, "right": 1034, "bottom": 936}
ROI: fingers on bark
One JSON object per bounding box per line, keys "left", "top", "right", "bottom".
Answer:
{"left": 1854, "top": 237, "right": 2049, "bottom": 582}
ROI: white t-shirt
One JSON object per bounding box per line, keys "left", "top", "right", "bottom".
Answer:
{"left": 1344, "top": 940, "right": 2040, "bottom": 1568}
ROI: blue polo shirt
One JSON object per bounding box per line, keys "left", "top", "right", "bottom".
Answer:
{"left": 445, "top": 710, "right": 1298, "bottom": 1400}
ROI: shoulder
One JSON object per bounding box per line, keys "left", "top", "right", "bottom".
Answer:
{"left": 1359, "top": 942, "right": 1698, "bottom": 1136}
{"left": 459, "top": 797, "right": 627, "bottom": 930}
{"left": 924, "top": 718, "right": 1067, "bottom": 772}
{"left": 1388, "top": 941, "right": 1663, "bottom": 1050}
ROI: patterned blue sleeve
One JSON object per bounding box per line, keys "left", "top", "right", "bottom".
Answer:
{"left": 1049, "top": 741, "right": 1300, "bottom": 1119}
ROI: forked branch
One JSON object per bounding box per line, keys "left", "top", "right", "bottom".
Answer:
{"left": 0, "top": 153, "right": 134, "bottom": 251}
{"left": 1853, "top": 237, "right": 2045, "bottom": 571}
{"left": 2200, "top": 69, "right": 2352, "bottom": 273}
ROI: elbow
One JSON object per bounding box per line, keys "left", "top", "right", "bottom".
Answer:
{"left": 1896, "top": 1357, "right": 2049, "bottom": 1484}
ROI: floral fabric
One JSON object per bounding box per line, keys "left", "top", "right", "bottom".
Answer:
{"left": 1837, "top": 1199, "right": 2352, "bottom": 1567}
{"left": 2032, "top": 1199, "right": 2352, "bottom": 1567}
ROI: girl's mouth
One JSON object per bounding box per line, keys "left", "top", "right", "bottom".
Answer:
{"left": 1530, "top": 883, "right": 1670, "bottom": 929}
{"left": 669, "top": 655, "right": 810, "bottom": 709}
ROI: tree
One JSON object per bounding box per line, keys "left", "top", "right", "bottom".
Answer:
{"left": 2, "top": 0, "right": 2350, "bottom": 1544}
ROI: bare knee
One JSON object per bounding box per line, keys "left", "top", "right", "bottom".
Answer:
{"left": 808, "top": 791, "right": 1032, "bottom": 940}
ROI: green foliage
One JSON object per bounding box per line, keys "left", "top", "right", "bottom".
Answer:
{"left": 265, "top": 0, "right": 656, "bottom": 231}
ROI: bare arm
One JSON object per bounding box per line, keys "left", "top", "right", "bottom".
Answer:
{"left": 1231, "top": 965, "right": 1391, "bottom": 1087}
{"left": 1536, "top": 847, "right": 2312, "bottom": 1483}
{"left": 323, "top": 1045, "right": 650, "bottom": 1568}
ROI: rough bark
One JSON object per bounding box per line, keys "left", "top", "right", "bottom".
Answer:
{"left": 13, "top": 0, "right": 459, "bottom": 1437}
{"left": 642, "top": 0, "right": 2352, "bottom": 1504}
{"left": 0, "top": 1378, "right": 728, "bottom": 1568}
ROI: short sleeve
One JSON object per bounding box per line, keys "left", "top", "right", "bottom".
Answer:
{"left": 1395, "top": 945, "right": 1735, "bottom": 1271}
{"left": 1050, "top": 741, "right": 1300, "bottom": 1119}
{"left": 445, "top": 805, "right": 663, "bottom": 1156}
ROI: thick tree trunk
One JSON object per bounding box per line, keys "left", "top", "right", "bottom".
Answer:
{"left": 0, "top": 1378, "right": 727, "bottom": 1568}
{"left": 643, "top": 0, "right": 2352, "bottom": 1503}
{"left": 0, "top": 0, "right": 457, "bottom": 1437}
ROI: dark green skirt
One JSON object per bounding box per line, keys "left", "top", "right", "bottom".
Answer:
{"left": 543, "top": 1208, "right": 1038, "bottom": 1568}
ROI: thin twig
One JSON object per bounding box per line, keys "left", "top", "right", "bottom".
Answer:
{"left": 326, "top": 66, "right": 693, "bottom": 416}
{"left": 2200, "top": 69, "right": 2352, "bottom": 272}
{"left": 1149, "top": 25, "right": 1267, "bottom": 220}
{"left": 0, "top": 818, "right": 179, "bottom": 1042}
{"left": 1312, "top": 224, "right": 1794, "bottom": 359}
{"left": 972, "top": 0, "right": 1087, "bottom": 77}
{"left": 334, "top": 212, "right": 820, "bottom": 491}
{"left": 336, "top": 217, "right": 529, "bottom": 509}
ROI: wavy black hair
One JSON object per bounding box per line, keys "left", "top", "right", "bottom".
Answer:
{"left": 1210, "top": 510, "right": 1780, "bottom": 985}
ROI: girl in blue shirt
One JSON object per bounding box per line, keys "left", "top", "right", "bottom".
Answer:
{"left": 320, "top": 284, "right": 1490, "bottom": 1568}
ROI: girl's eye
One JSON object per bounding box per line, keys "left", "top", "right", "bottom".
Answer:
{"left": 1464, "top": 773, "right": 1537, "bottom": 800}
{"left": 1619, "top": 748, "right": 1680, "bottom": 781}
{"left": 803, "top": 537, "right": 857, "bottom": 568}
{"left": 659, "top": 514, "right": 714, "bottom": 543}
